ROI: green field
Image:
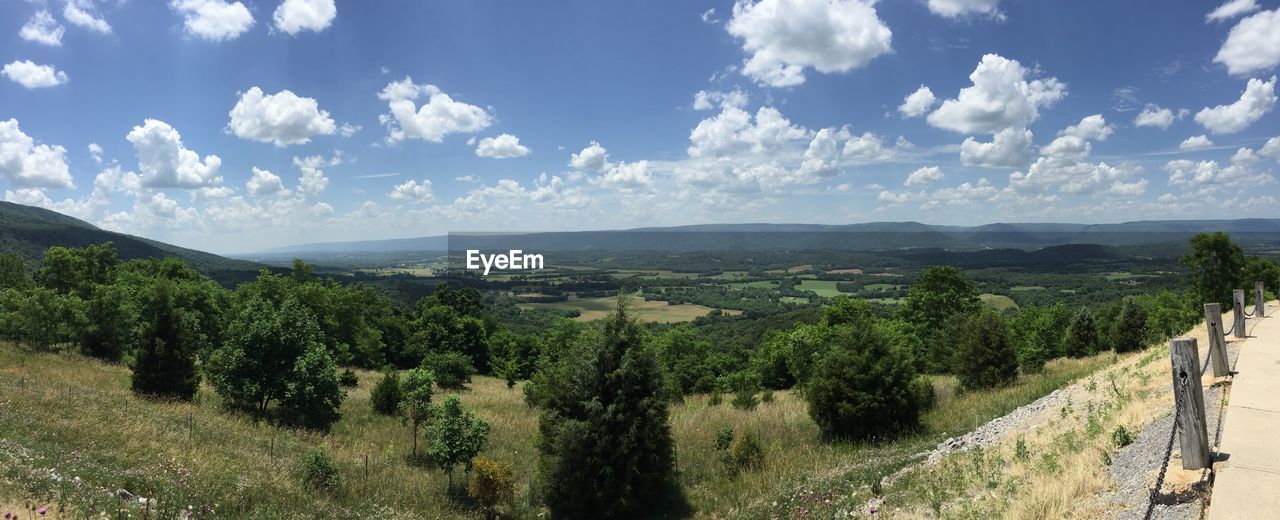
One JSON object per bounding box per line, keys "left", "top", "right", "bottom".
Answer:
{"left": 980, "top": 293, "right": 1020, "bottom": 311}
{"left": 864, "top": 283, "right": 904, "bottom": 291}
{"left": 517, "top": 294, "right": 734, "bottom": 322}
{"left": 1011, "top": 285, "right": 1047, "bottom": 291}
{"left": 795, "top": 279, "right": 843, "bottom": 297}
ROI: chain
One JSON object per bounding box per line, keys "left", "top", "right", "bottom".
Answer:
{"left": 1145, "top": 388, "right": 1183, "bottom": 520}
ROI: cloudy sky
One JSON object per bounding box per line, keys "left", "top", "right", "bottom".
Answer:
{"left": 2, "top": 0, "right": 1280, "bottom": 253}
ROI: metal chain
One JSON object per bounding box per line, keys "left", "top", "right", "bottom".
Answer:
{"left": 1145, "top": 387, "right": 1184, "bottom": 520}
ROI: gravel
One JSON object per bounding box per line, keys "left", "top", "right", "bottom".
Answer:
{"left": 924, "top": 388, "right": 1070, "bottom": 464}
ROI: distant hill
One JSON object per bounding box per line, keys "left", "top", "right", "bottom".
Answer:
{"left": 254, "top": 219, "right": 1280, "bottom": 257}
{"left": 0, "top": 201, "right": 266, "bottom": 284}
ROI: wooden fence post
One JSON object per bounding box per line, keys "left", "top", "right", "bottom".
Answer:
{"left": 1256, "top": 281, "right": 1266, "bottom": 318}
{"left": 1170, "top": 337, "right": 1211, "bottom": 469}
{"left": 1204, "top": 303, "right": 1230, "bottom": 377}
{"left": 1233, "top": 289, "right": 1247, "bottom": 338}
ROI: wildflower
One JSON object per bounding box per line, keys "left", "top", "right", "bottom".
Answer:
{"left": 37, "top": 507, "right": 48, "bottom": 516}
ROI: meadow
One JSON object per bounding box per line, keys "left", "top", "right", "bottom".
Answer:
{"left": 517, "top": 294, "right": 735, "bottom": 322}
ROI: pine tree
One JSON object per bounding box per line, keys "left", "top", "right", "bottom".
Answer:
{"left": 1112, "top": 298, "right": 1149, "bottom": 353}
{"left": 954, "top": 310, "right": 1019, "bottom": 389}
{"left": 536, "top": 302, "right": 683, "bottom": 518}
{"left": 131, "top": 281, "right": 201, "bottom": 400}
{"left": 1064, "top": 308, "right": 1100, "bottom": 357}
{"left": 805, "top": 322, "right": 924, "bottom": 440}
{"left": 370, "top": 369, "right": 403, "bottom": 416}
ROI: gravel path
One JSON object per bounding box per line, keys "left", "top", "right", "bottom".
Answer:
{"left": 1108, "top": 337, "right": 1241, "bottom": 520}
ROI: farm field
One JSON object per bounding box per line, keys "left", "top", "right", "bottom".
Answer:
{"left": 980, "top": 293, "right": 1020, "bottom": 312}
{"left": 516, "top": 294, "right": 735, "bottom": 322}
{"left": 795, "top": 279, "right": 843, "bottom": 297}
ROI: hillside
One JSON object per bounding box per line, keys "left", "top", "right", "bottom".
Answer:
{"left": 0, "top": 201, "right": 266, "bottom": 284}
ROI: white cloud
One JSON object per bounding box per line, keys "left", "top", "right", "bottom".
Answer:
{"left": 273, "top": 0, "right": 336, "bottom": 35}
{"left": 530, "top": 173, "right": 590, "bottom": 209}
{"left": 475, "top": 133, "right": 530, "bottom": 158}
{"left": 1180, "top": 135, "right": 1215, "bottom": 150}
{"left": 63, "top": 1, "right": 112, "bottom": 34}
{"left": 927, "top": 54, "right": 1066, "bottom": 134}
{"left": 905, "top": 166, "right": 944, "bottom": 186}
{"left": 597, "top": 161, "right": 653, "bottom": 192}
{"left": 1207, "top": 0, "right": 1259, "bottom": 22}
{"left": 1261, "top": 137, "right": 1280, "bottom": 159}
{"left": 1004, "top": 115, "right": 1142, "bottom": 197}
{"left": 701, "top": 8, "right": 719, "bottom": 24}
{"left": 1060, "top": 114, "right": 1114, "bottom": 141}
{"left": 927, "top": 0, "right": 1003, "bottom": 19}
{"left": 126, "top": 119, "right": 222, "bottom": 189}
{"left": 19, "top": 10, "right": 64, "bottom": 46}
{"left": 0, "top": 119, "right": 73, "bottom": 189}
{"left": 389, "top": 178, "right": 434, "bottom": 203}
{"left": 1, "top": 60, "right": 68, "bottom": 89}
{"left": 169, "top": 0, "right": 254, "bottom": 42}
{"left": 794, "top": 127, "right": 845, "bottom": 180}
{"left": 726, "top": 0, "right": 892, "bottom": 87}
{"left": 377, "top": 77, "right": 493, "bottom": 143}
{"left": 246, "top": 167, "right": 286, "bottom": 197}
{"left": 88, "top": 143, "right": 103, "bottom": 165}
{"left": 898, "top": 85, "right": 937, "bottom": 118}
{"left": 570, "top": 141, "right": 611, "bottom": 171}
{"left": 688, "top": 105, "right": 808, "bottom": 158}
{"left": 1134, "top": 105, "right": 1177, "bottom": 129}
{"left": 960, "top": 127, "right": 1032, "bottom": 168}
{"left": 1165, "top": 155, "right": 1274, "bottom": 189}
{"left": 293, "top": 154, "right": 337, "bottom": 197}
{"left": 227, "top": 87, "right": 337, "bottom": 146}
{"left": 1215, "top": 9, "right": 1280, "bottom": 76}
{"left": 338, "top": 123, "right": 361, "bottom": 137}
{"left": 1194, "top": 76, "right": 1277, "bottom": 134}
{"left": 841, "top": 131, "right": 895, "bottom": 161}
{"left": 693, "top": 89, "right": 749, "bottom": 111}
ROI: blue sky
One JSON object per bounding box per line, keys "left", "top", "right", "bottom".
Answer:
{"left": 1, "top": 0, "right": 1279, "bottom": 253}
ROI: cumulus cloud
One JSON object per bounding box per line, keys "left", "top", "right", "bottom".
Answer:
{"left": 1194, "top": 76, "right": 1276, "bottom": 134}
{"left": 475, "top": 133, "right": 530, "bottom": 158}
{"left": 1207, "top": 0, "right": 1259, "bottom": 22}
{"left": 898, "top": 85, "right": 936, "bottom": 118}
{"left": 1060, "top": 114, "right": 1114, "bottom": 141}
{"left": 960, "top": 127, "right": 1032, "bottom": 168}
{"left": 904, "top": 166, "right": 944, "bottom": 186}
{"left": 2, "top": 60, "right": 68, "bottom": 89}
{"left": 246, "top": 167, "right": 286, "bottom": 197}
{"left": 227, "top": 87, "right": 337, "bottom": 146}
{"left": 389, "top": 178, "right": 434, "bottom": 203}
{"left": 1215, "top": 9, "right": 1280, "bottom": 75}
{"left": 841, "top": 131, "right": 896, "bottom": 161}
{"left": 126, "top": 119, "right": 222, "bottom": 189}
{"left": 597, "top": 161, "right": 653, "bottom": 192}
{"left": 1180, "top": 135, "right": 1215, "bottom": 150}
{"left": 726, "top": 0, "right": 892, "bottom": 87}
{"left": 293, "top": 154, "right": 338, "bottom": 197}
{"left": 1165, "top": 154, "right": 1275, "bottom": 189}
{"left": 570, "top": 141, "right": 611, "bottom": 171}
{"left": 377, "top": 77, "right": 493, "bottom": 143}
{"left": 688, "top": 105, "right": 808, "bottom": 158}
{"left": 273, "top": 0, "right": 336, "bottom": 35}
{"left": 927, "top": 0, "right": 1003, "bottom": 18}
{"left": 927, "top": 54, "right": 1066, "bottom": 134}
{"left": 88, "top": 143, "right": 103, "bottom": 165}
{"left": 19, "top": 10, "right": 64, "bottom": 46}
{"left": 64, "top": 1, "right": 112, "bottom": 34}
{"left": 0, "top": 119, "right": 73, "bottom": 189}
{"left": 1005, "top": 115, "right": 1143, "bottom": 197}
{"left": 1261, "top": 137, "right": 1280, "bottom": 159}
{"left": 693, "top": 89, "right": 749, "bottom": 111}
{"left": 169, "top": 0, "right": 254, "bottom": 42}
{"left": 1134, "top": 105, "right": 1178, "bottom": 129}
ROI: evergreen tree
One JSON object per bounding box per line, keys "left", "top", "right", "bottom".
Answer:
{"left": 536, "top": 303, "right": 683, "bottom": 518}
{"left": 1064, "top": 308, "right": 1100, "bottom": 357}
{"left": 954, "top": 310, "right": 1019, "bottom": 389}
{"left": 805, "top": 322, "right": 924, "bottom": 441}
{"left": 131, "top": 281, "right": 201, "bottom": 400}
{"left": 82, "top": 283, "right": 139, "bottom": 361}
{"left": 426, "top": 394, "right": 490, "bottom": 490}
{"left": 370, "top": 369, "right": 403, "bottom": 416}
{"left": 1112, "top": 298, "right": 1149, "bottom": 353}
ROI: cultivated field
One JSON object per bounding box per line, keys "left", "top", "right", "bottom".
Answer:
{"left": 517, "top": 294, "right": 735, "bottom": 322}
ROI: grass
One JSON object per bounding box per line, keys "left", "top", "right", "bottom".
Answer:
{"left": 0, "top": 338, "right": 1118, "bottom": 519}
{"left": 795, "top": 280, "right": 843, "bottom": 298}
{"left": 517, "top": 294, "right": 735, "bottom": 322}
{"left": 980, "top": 293, "right": 1020, "bottom": 312}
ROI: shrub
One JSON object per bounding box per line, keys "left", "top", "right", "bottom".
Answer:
{"left": 708, "top": 390, "right": 723, "bottom": 407}
{"left": 426, "top": 394, "right": 490, "bottom": 490}
{"left": 370, "top": 370, "right": 403, "bottom": 416}
{"left": 423, "top": 350, "right": 475, "bottom": 390}
{"left": 954, "top": 310, "right": 1019, "bottom": 390}
{"left": 1112, "top": 425, "right": 1135, "bottom": 448}
{"left": 301, "top": 447, "right": 339, "bottom": 490}
{"left": 805, "top": 324, "right": 924, "bottom": 441}
{"left": 727, "top": 431, "right": 765, "bottom": 473}
{"left": 339, "top": 368, "right": 359, "bottom": 388}
{"left": 724, "top": 371, "right": 760, "bottom": 411}
{"left": 713, "top": 425, "right": 734, "bottom": 451}
{"left": 1064, "top": 309, "right": 1100, "bottom": 357}
{"left": 1112, "top": 299, "right": 1148, "bottom": 353}
{"left": 400, "top": 368, "right": 436, "bottom": 457}
{"left": 910, "top": 377, "right": 936, "bottom": 411}
{"left": 278, "top": 346, "right": 347, "bottom": 430}
{"left": 468, "top": 456, "right": 515, "bottom": 519}
{"left": 760, "top": 389, "right": 774, "bottom": 403}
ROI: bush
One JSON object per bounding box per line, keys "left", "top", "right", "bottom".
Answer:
{"left": 708, "top": 390, "right": 723, "bottom": 407}
{"left": 714, "top": 425, "right": 734, "bottom": 451}
{"left": 278, "top": 346, "right": 347, "bottom": 430}
{"left": 724, "top": 371, "right": 760, "bottom": 411}
{"left": 339, "top": 368, "right": 359, "bottom": 388}
{"left": 727, "top": 431, "right": 765, "bottom": 472}
{"left": 805, "top": 324, "right": 924, "bottom": 441}
{"left": 301, "top": 447, "right": 339, "bottom": 490}
{"left": 954, "top": 310, "right": 1019, "bottom": 390}
{"left": 1112, "top": 298, "right": 1149, "bottom": 353}
{"left": 910, "top": 377, "right": 936, "bottom": 411}
{"left": 370, "top": 369, "right": 403, "bottom": 416}
{"left": 1112, "top": 425, "right": 1135, "bottom": 448}
{"left": 468, "top": 456, "right": 515, "bottom": 519}
{"left": 1064, "top": 309, "right": 1100, "bottom": 357}
{"left": 423, "top": 350, "right": 476, "bottom": 390}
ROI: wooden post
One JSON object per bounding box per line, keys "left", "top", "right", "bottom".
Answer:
{"left": 1233, "top": 289, "right": 1247, "bottom": 338}
{"left": 364, "top": 453, "right": 369, "bottom": 482}
{"left": 1256, "top": 281, "right": 1266, "bottom": 318}
{"left": 188, "top": 412, "right": 193, "bottom": 440}
{"left": 1204, "top": 303, "right": 1231, "bottom": 377}
{"left": 1170, "top": 337, "right": 1211, "bottom": 469}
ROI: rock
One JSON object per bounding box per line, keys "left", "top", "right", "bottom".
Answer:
{"left": 114, "top": 489, "right": 133, "bottom": 500}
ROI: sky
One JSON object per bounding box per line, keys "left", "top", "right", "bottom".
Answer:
{"left": 2, "top": 0, "right": 1280, "bottom": 254}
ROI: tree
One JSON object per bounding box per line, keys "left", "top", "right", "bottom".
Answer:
{"left": 1064, "top": 308, "right": 1100, "bottom": 357}
{"left": 278, "top": 345, "right": 347, "bottom": 430}
{"left": 131, "top": 281, "right": 201, "bottom": 400}
{"left": 536, "top": 303, "right": 683, "bottom": 518}
{"left": 0, "top": 253, "right": 32, "bottom": 290}
{"left": 1182, "top": 232, "right": 1245, "bottom": 309}
{"left": 426, "top": 394, "right": 490, "bottom": 490}
{"left": 1112, "top": 298, "right": 1149, "bottom": 353}
{"left": 899, "top": 266, "right": 981, "bottom": 371}
{"left": 954, "top": 310, "right": 1019, "bottom": 389}
{"left": 468, "top": 456, "right": 515, "bottom": 520}
{"left": 805, "top": 323, "right": 924, "bottom": 441}
{"left": 423, "top": 350, "right": 475, "bottom": 390}
{"left": 370, "top": 369, "right": 403, "bottom": 416}
{"left": 400, "top": 367, "right": 436, "bottom": 457}
{"left": 82, "top": 283, "right": 139, "bottom": 361}
{"left": 206, "top": 297, "right": 323, "bottom": 417}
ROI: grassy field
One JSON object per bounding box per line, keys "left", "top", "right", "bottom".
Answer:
{"left": 795, "top": 280, "right": 844, "bottom": 297}
{"left": 0, "top": 342, "right": 1114, "bottom": 519}
{"left": 727, "top": 280, "right": 778, "bottom": 290}
{"left": 516, "top": 294, "right": 734, "bottom": 322}
{"left": 980, "top": 293, "right": 1020, "bottom": 312}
